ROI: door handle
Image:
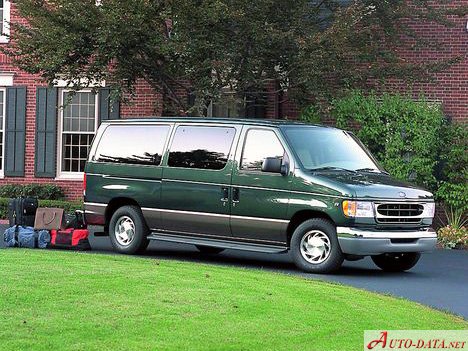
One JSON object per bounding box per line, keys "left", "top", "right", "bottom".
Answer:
{"left": 220, "top": 187, "right": 229, "bottom": 206}
{"left": 232, "top": 188, "right": 240, "bottom": 206}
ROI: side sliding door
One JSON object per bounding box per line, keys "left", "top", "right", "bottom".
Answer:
{"left": 160, "top": 124, "right": 241, "bottom": 238}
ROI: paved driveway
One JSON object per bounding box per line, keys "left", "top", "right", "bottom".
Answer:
{"left": 2, "top": 225, "right": 467, "bottom": 319}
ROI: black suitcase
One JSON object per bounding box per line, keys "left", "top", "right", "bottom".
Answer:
{"left": 8, "top": 197, "right": 38, "bottom": 227}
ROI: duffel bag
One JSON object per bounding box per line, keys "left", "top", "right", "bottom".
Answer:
{"left": 17, "top": 226, "right": 38, "bottom": 249}
{"left": 50, "top": 228, "right": 91, "bottom": 250}
{"left": 3, "top": 226, "right": 18, "bottom": 247}
{"left": 37, "top": 230, "right": 51, "bottom": 249}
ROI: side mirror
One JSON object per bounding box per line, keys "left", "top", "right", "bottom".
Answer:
{"left": 262, "top": 157, "right": 289, "bottom": 176}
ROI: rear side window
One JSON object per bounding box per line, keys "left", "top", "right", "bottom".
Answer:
{"left": 241, "top": 129, "right": 284, "bottom": 170}
{"left": 94, "top": 125, "right": 170, "bottom": 165}
{"left": 168, "top": 126, "right": 235, "bottom": 170}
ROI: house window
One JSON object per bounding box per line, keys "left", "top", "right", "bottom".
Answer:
{"left": 0, "top": 0, "right": 10, "bottom": 42}
{"left": 58, "top": 91, "right": 98, "bottom": 177}
{"left": 0, "top": 89, "right": 5, "bottom": 175}
{"left": 207, "top": 89, "right": 266, "bottom": 118}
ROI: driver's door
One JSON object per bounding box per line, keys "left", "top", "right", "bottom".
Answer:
{"left": 230, "top": 127, "right": 292, "bottom": 244}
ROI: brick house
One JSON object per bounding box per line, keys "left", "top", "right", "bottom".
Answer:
{"left": 0, "top": 0, "right": 466, "bottom": 200}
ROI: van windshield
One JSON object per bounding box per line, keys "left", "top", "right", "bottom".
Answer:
{"left": 282, "top": 127, "right": 382, "bottom": 173}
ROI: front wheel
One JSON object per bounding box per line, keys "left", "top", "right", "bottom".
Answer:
{"left": 290, "top": 218, "right": 344, "bottom": 274}
{"left": 109, "top": 205, "right": 150, "bottom": 254}
{"left": 371, "top": 252, "right": 421, "bottom": 272}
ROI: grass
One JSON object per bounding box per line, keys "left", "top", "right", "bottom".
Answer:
{"left": 0, "top": 250, "right": 466, "bottom": 351}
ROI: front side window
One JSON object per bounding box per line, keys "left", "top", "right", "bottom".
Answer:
{"left": 282, "top": 127, "right": 381, "bottom": 172}
{"left": 94, "top": 125, "right": 170, "bottom": 165}
{"left": 241, "top": 129, "right": 284, "bottom": 171}
{"left": 59, "top": 91, "right": 98, "bottom": 175}
{"left": 168, "top": 126, "right": 236, "bottom": 170}
{"left": 0, "top": 89, "right": 4, "bottom": 173}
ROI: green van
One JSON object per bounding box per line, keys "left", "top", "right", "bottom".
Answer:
{"left": 84, "top": 118, "right": 436, "bottom": 273}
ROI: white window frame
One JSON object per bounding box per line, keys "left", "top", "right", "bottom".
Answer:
{"left": 56, "top": 89, "right": 99, "bottom": 180}
{"left": 0, "top": 0, "right": 11, "bottom": 44}
{"left": 0, "top": 87, "right": 6, "bottom": 178}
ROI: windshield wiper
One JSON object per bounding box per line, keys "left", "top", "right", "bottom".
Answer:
{"left": 309, "top": 166, "right": 356, "bottom": 173}
{"left": 355, "top": 168, "right": 389, "bottom": 175}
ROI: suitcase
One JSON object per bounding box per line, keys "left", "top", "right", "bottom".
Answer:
{"left": 49, "top": 228, "right": 91, "bottom": 250}
{"left": 8, "top": 197, "right": 38, "bottom": 227}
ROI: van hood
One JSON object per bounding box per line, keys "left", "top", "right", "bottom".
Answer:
{"left": 313, "top": 172, "right": 433, "bottom": 200}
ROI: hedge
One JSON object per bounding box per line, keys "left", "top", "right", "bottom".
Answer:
{"left": 0, "top": 198, "right": 83, "bottom": 220}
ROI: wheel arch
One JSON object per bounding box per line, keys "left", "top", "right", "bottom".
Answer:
{"left": 105, "top": 197, "right": 142, "bottom": 230}
{"left": 286, "top": 210, "right": 335, "bottom": 245}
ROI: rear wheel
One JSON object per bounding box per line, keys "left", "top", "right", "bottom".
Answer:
{"left": 196, "top": 245, "right": 225, "bottom": 254}
{"left": 109, "top": 205, "right": 149, "bottom": 254}
{"left": 371, "top": 252, "right": 421, "bottom": 272}
{"left": 290, "top": 218, "right": 344, "bottom": 274}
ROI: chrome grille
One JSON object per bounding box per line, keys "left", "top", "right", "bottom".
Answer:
{"left": 376, "top": 203, "right": 424, "bottom": 224}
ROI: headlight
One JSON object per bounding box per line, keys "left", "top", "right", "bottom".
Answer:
{"left": 342, "top": 200, "right": 374, "bottom": 218}
{"left": 422, "top": 202, "right": 435, "bottom": 218}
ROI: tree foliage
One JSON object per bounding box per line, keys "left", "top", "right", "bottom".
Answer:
{"left": 333, "top": 91, "right": 445, "bottom": 191}
{"left": 3, "top": 0, "right": 466, "bottom": 114}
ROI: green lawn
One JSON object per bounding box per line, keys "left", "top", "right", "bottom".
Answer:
{"left": 0, "top": 250, "right": 465, "bottom": 351}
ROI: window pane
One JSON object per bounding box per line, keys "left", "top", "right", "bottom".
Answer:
{"left": 95, "top": 125, "right": 170, "bottom": 166}
{"left": 168, "top": 126, "right": 235, "bottom": 170}
{"left": 62, "top": 91, "right": 96, "bottom": 132}
{"left": 241, "top": 129, "right": 284, "bottom": 170}
{"left": 62, "top": 133, "right": 93, "bottom": 172}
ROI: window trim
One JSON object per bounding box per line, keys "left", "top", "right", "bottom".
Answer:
{"left": 0, "top": 87, "right": 5, "bottom": 178}
{"left": 56, "top": 89, "right": 99, "bottom": 180}
{"left": 0, "top": 0, "right": 11, "bottom": 44}
{"left": 166, "top": 124, "right": 237, "bottom": 171}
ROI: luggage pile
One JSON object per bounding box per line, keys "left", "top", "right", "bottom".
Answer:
{"left": 3, "top": 197, "right": 91, "bottom": 251}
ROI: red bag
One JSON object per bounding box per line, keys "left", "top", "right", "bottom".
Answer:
{"left": 50, "top": 228, "right": 91, "bottom": 250}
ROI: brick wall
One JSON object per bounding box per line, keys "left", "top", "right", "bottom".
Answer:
{"left": 0, "top": 1, "right": 466, "bottom": 201}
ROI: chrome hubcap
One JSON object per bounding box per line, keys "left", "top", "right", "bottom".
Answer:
{"left": 114, "top": 216, "right": 135, "bottom": 246}
{"left": 300, "top": 230, "right": 331, "bottom": 264}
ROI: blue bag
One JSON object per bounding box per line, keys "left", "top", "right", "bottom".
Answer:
{"left": 3, "top": 226, "right": 18, "bottom": 247}
{"left": 37, "top": 230, "right": 51, "bottom": 249}
{"left": 17, "top": 226, "right": 38, "bottom": 249}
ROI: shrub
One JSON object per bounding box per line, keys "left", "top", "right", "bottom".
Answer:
{"left": 299, "top": 105, "right": 322, "bottom": 124}
{"left": 332, "top": 91, "right": 445, "bottom": 191}
{"left": 435, "top": 123, "right": 468, "bottom": 212}
{"left": 438, "top": 225, "right": 468, "bottom": 249}
{"left": 0, "top": 198, "right": 83, "bottom": 220}
{"left": 0, "top": 184, "right": 65, "bottom": 201}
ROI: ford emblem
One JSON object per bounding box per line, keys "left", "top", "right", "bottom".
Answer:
{"left": 398, "top": 192, "right": 406, "bottom": 198}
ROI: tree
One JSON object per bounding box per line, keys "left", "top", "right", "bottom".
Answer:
{"left": 3, "top": 0, "right": 466, "bottom": 115}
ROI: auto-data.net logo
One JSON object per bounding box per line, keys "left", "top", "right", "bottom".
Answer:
{"left": 364, "top": 331, "right": 467, "bottom": 351}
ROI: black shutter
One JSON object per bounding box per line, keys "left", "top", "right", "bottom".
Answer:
{"left": 35, "top": 87, "right": 58, "bottom": 178}
{"left": 4, "top": 87, "right": 27, "bottom": 177}
{"left": 99, "top": 88, "right": 120, "bottom": 124}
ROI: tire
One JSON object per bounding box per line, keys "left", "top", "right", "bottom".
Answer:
{"left": 109, "top": 205, "right": 150, "bottom": 254}
{"left": 195, "top": 245, "right": 225, "bottom": 254}
{"left": 371, "top": 252, "right": 421, "bottom": 272}
{"left": 290, "top": 218, "right": 344, "bottom": 274}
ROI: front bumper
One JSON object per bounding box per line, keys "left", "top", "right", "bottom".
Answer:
{"left": 336, "top": 227, "right": 437, "bottom": 255}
